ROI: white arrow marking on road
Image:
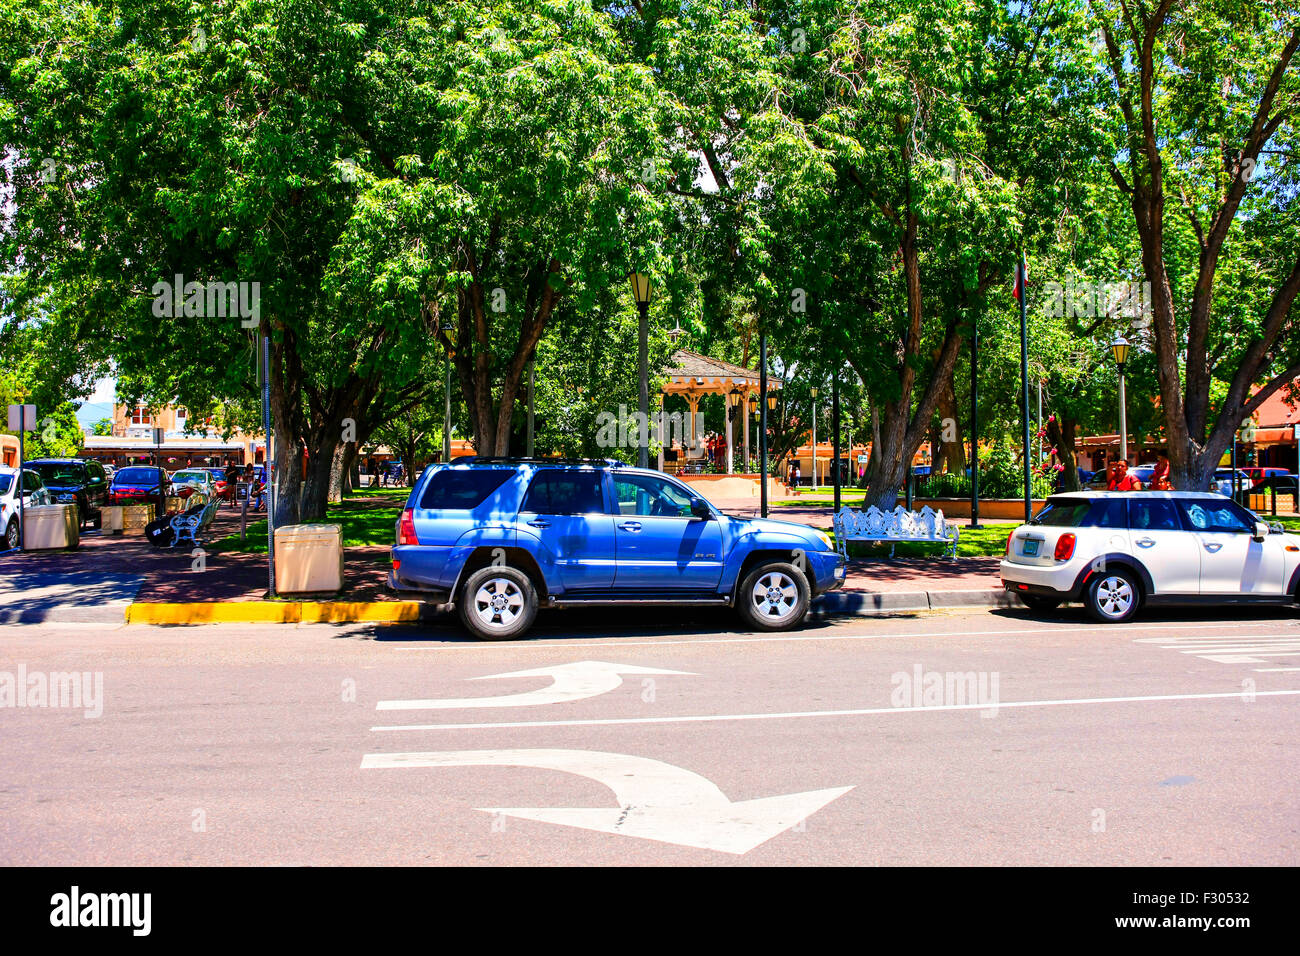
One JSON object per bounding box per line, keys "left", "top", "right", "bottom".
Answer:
{"left": 376, "top": 661, "right": 695, "bottom": 711}
{"left": 361, "top": 748, "right": 852, "bottom": 855}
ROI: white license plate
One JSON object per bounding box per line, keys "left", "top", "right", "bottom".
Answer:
{"left": 1022, "top": 539, "right": 1040, "bottom": 557}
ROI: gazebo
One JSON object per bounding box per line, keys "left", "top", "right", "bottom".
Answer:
{"left": 659, "top": 349, "right": 781, "bottom": 474}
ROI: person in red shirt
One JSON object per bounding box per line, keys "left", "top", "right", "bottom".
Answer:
{"left": 1150, "top": 456, "right": 1172, "bottom": 491}
{"left": 1106, "top": 459, "right": 1143, "bottom": 491}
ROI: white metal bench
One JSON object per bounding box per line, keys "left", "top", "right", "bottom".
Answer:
{"left": 833, "top": 505, "right": 960, "bottom": 558}
{"left": 170, "top": 495, "right": 221, "bottom": 549}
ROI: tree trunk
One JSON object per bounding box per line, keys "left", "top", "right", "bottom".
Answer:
{"left": 1045, "top": 415, "right": 1080, "bottom": 492}
{"left": 936, "top": 379, "right": 964, "bottom": 473}
{"left": 300, "top": 432, "right": 340, "bottom": 521}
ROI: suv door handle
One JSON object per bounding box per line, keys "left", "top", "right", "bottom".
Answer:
{"left": 527, "top": 518, "right": 551, "bottom": 529}
{"left": 619, "top": 521, "right": 643, "bottom": 532}
{"left": 1204, "top": 541, "right": 1223, "bottom": 553}
{"left": 1135, "top": 537, "right": 1156, "bottom": 548}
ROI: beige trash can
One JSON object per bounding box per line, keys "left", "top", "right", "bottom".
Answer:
{"left": 275, "top": 524, "right": 344, "bottom": 594}
{"left": 121, "top": 504, "right": 155, "bottom": 535}
{"left": 23, "top": 504, "right": 80, "bottom": 550}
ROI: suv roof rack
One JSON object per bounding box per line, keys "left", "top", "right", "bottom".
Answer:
{"left": 452, "top": 456, "right": 628, "bottom": 468}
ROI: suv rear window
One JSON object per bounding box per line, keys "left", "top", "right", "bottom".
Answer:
{"left": 521, "top": 470, "right": 605, "bottom": 515}
{"left": 419, "top": 469, "right": 513, "bottom": 510}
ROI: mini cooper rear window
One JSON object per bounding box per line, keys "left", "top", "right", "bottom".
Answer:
{"left": 1030, "top": 500, "right": 1091, "bottom": 526}
{"left": 1032, "top": 498, "right": 1127, "bottom": 528}
{"left": 418, "top": 469, "right": 513, "bottom": 510}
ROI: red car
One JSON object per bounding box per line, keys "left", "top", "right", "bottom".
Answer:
{"left": 108, "top": 466, "right": 171, "bottom": 504}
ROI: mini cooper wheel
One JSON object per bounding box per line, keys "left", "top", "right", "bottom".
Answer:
{"left": 4, "top": 519, "right": 17, "bottom": 551}
{"left": 1086, "top": 569, "right": 1140, "bottom": 623}
{"left": 737, "top": 561, "right": 811, "bottom": 631}
{"left": 458, "top": 565, "right": 538, "bottom": 641}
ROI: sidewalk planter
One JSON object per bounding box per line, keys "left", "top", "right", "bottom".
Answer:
{"left": 274, "top": 524, "right": 344, "bottom": 595}
{"left": 22, "top": 504, "right": 80, "bottom": 550}
{"left": 120, "top": 504, "right": 155, "bottom": 536}
{"left": 101, "top": 505, "right": 125, "bottom": 534}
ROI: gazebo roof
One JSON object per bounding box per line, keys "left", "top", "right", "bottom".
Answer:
{"left": 662, "top": 349, "right": 783, "bottom": 395}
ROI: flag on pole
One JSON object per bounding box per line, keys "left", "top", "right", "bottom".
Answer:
{"left": 1012, "top": 259, "right": 1028, "bottom": 303}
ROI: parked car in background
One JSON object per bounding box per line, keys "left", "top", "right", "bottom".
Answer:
{"left": 27, "top": 457, "right": 109, "bottom": 529}
{"left": 108, "top": 466, "right": 171, "bottom": 505}
{"left": 1086, "top": 465, "right": 1155, "bottom": 490}
{"left": 0, "top": 466, "right": 54, "bottom": 550}
{"left": 1212, "top": 468, "right": 1252, "bottom": 497}
{"left": 1244, "top": 473, "right": 1299, "bottom": 499}
{"left": 1001, "top": 491, "right": 1300, "bottom": 622}
{"left": 1241, "top": 467, "right": 1289, "bottom": 484}
{"left": 390, "top": 457, "right": 845, "bottom": 640}
{"left": 169, "top": 469, "right": 217, "bottom": 501}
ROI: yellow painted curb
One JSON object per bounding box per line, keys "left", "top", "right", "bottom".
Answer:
{"left": 125, "top": 601, "right": 424, "bottom": 625}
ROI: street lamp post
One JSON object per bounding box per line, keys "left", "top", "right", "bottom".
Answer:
{"left": 441, "top": 319, "right": 455, "bottom": 464}
{"left": 630, "top": 272, "right": 653, "bottom": 469}
{"left": 809, "top": 385, "right": 819, "bottom": 490}
{"left": 760, "top": 335, "right": 770, "bottom": 517}
{"left": 727, "top": 387, "right": 741, "bottom": 474}
{"left": 747, "top": 395, "right": 757, "bottom": 473}
{"left": 1111, "top": 336, "right": 1131, "bottom": 464}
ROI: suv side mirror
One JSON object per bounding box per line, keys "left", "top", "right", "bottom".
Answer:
{"left": 1253, "top": 521, "right": 1269, "bottom": 542}
{"left": 689, "top": 497, "right": 711, "bottom": 520}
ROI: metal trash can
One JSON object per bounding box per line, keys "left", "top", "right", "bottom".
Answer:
{"left": 22, "top": 504, "right": 80, "bottom": 550}
{"left": 274, "top": 524, "right": 344, "bottom": 594}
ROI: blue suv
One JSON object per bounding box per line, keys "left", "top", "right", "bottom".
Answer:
{"left": 389, "top": 458, "right": 846, "bottom": 640}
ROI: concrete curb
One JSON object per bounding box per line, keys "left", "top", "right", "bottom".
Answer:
{"left": 124, "top": 601, "right": 431, "bottom": 625}
{"left": 91, "top": 590, "right": 1016, "bottom": 626}
{"left": 815, "top": 588, "right": 1016, "bottom": 617}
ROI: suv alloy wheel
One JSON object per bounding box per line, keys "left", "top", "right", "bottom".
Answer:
{"left": 458, "top": 565, "right": 539, "bottom": 641}
{"left": 737, "top": 561, "right": 811, "bottom": 631}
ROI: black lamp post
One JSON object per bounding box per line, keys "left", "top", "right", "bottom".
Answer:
{"left": 630, "top": 272, "right": 653, "bottom": 469}
{"left": 1111, "top": 336, "right": 1131, "bottom": 464}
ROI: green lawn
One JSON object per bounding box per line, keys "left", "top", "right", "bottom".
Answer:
{"left": 210, "top": 496, "right": 403, "bottom": 554}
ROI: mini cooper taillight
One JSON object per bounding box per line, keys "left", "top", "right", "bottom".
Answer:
{"left": 1005, "top": 530, "right": 1015, "bottom": 555}
{"left": 1054, "top": 533, "right": 1076, "bottom": 561}
{"left": 397, "top": 509, "right": 418, "bottom": 546}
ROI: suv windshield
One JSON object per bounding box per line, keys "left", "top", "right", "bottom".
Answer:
{"left": 32, "top": 462, "right": 84, "bottom": 485}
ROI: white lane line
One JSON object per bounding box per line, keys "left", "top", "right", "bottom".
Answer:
{"left": 1255, "top": 667, "right": 1300, "bottom": 672}
{"left": 391, "top": 619, "right": 1300, "bottom": 651}
{"left": 370, "top": 688, "right": 1300, "bottom": 732}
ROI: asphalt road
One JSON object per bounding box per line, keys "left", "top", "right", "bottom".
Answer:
{"left": 2, "top": 603, "right": 1298, "bottom": 865}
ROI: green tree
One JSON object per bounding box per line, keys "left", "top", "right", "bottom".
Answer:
{"left": 1090, "top": 0, "right": 1300, "bottom": 489}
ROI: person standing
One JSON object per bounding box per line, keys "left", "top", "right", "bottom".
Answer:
{"left": 1150, "top": 456, "right": 1172, "bottom": 490}
{"left": 1106, "top": 459, "right": 1142, "bottom": 491}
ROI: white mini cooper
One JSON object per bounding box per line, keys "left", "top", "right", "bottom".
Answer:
{"left": 1000, "top": 492, "right": 1300, "bottom": 622}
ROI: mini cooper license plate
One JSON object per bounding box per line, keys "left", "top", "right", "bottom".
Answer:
{"left": 1022, "top": 539, "right": 1040, "bottom": 556}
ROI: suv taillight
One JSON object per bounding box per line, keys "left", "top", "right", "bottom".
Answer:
{"left": 1054, "top": 533, "right": 1076, "bottom": 561}
{"left": 398, "top": 509, "right": 418, "bottom": 546}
